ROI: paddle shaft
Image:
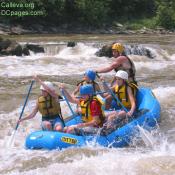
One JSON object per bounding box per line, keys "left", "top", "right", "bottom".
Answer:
{"left": 60, "top": 89, "right": 76, "bottom": 116}
{"left": 8, "top": 80, "right": 34, "bottom": 147}
{"left": 15, "top": 80, "right": 35, "bottom": 130}
{"left": 96, "top": 73, "right": 128, "bottom": 113}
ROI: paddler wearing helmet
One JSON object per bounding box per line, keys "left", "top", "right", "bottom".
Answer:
{"left": 72, "top": 69, "right": 101, "bottom": 97}
{"left": 18, "top": 75, "right": 64, "bottom": 132}
{"left": 102, "top": 70, "right": 136, "bottom": 129}
{"left": 59, "top": 84, "right": 105, "bottom": 134}
{"left": 96, "top": 43, "right": 137, "bottom": 85}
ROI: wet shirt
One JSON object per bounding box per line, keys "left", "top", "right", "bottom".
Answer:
{"left": 90, "top": 100, "right": 102, "bottom": 117}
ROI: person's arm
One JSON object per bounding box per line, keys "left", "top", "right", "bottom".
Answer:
{"left": 33, "top": 75, "right": 58, "bottom": 98}
{"left": 99, "top": 76, "right": 114, "bottom": 95}
{"left": 127, "top": 87, "right": 136, "bottom": 116}
{"left": 94, "top": 83, "right": 101, "bottom": 92}
{"left": 96, "top": 56, "right": 127, "bottom": 74}
{"left": 18, "top": 102, "right": 38, "bottom": 123}
{"left": 71, "top": 84, "right": 80, "bottom": 96}
{"left": 59, "top": 84, "right": 79, "bottom": 104}
{"left": 77, "top": 116, "right": 99, "bottom": 128}
{"left": 96, "top": 64, "right": 114, "bottom": 73}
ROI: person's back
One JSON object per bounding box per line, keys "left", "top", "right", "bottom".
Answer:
{"left": 38, "top": 92, "right": 61, "bottom": 120}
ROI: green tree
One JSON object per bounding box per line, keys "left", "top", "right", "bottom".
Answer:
{"left": 155, "top": 0, "right": 175, "bottom": 29}
{"left": 109, "top": 0, "right": 156, "bottom": 21}
{"left": 76, "top": 0, "right": 111, "bottom": 27}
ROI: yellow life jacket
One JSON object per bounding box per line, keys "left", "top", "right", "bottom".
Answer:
{"left": 128, "top": 82, "right": 138, "bottom": 97}
{"left": 114, "top": 84, "right": 131, "bottom": 108}
{"left": 38, "top": 95, "right": 61, "bottom": 119}
{"left": 80, "top": 97, "right": 105, "bottom": 127}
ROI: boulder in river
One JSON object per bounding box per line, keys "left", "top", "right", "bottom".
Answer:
{"left": 25, "top": 44, "right": 44, "bottom": 53}
{"left": 95, "top": 44, "right": 113, "bottom": 57}
{"left": 0, "top": 39, "right": 22, "bottom": 56}
{"left": 95, "top": 43, "right": 155, "bottom": 59}
{"left": 0, "top": 37, "right": 45, "bottom": 56}
{"left": 67, "top": 41, "right": 76, "bottom": 47}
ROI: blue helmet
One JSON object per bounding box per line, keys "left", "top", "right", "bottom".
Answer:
{"left": 80, "top": 84, "right": 94, "bottom": 95}
{"left": 85, "top": 69, "right": 96, "bottom": 81}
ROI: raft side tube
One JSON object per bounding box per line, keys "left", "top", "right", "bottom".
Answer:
{"left": 25, "top": 131, "right": 85, "bottom": 150}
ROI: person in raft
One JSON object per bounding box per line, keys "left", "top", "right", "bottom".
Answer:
{"left": 101, "top": 70, "right": 136, "bottom": 129}
{"left": 96, "top": 43, "right": 138, "bottom": 109}
{"left": 18, "top": 75, "right": 65, "bottom": 131}
{"left": 72, "top": 69, "right": 101, "bottom": 96}
{"left": 96, "top": 43, "right": 136, "bottom": 83}
{"left": 72, "top": 69, "right": 104, "bottom": 114}
{"left": 59, "top": 84, "right": 105, "bottom": 134}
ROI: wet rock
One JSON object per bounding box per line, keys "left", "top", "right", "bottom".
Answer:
{"left": 25, "top": 44, "right": 44, "bottom": 53}
{"left": 0, "top": 37, "right": 44, "bottom": 56}
{"left": 95, "top": 43, "right": 155, "bottom": 59}
{"left": 67, "top": 41, "right": 76, "bottom": 47}
{"left": 125, "top": 45, "right": 155, "bottom": 59}
{"left": 10, "top": 44, "right": 23, "bottom": 56}
{"left": 95, "top": 44, "right": 113, "bottom": 57}
{"left": 0, "top": 39, "right": 11, "bottom": 51}
{"left": 0, "top": 40, "right": 23, "bottom": 56}
{"left": 0, "top": 23, "right": 11, "bottom": 35}
{"left": 22, "top": 46, "right": 30, "bottom": 56}
{"left": 145, "top": 48, "right": 154, "bottom": 59}
{"left": 10, "top": 26, "right": 24, "bottom": 35}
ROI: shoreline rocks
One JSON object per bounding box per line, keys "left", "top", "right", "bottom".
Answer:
{"left": 0, "top": 37, "right": 44, "bottom": 56}
{"left": 0, "top": 23, "right": 174, "bottom": 35}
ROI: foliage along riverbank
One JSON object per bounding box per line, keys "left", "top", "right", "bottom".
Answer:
{"left": 0, "top": 0, "right": 175, "bottom": 35}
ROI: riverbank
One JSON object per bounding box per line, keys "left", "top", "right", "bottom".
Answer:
{"left": 0, "top": 22, "right": 174, "bottom": 35}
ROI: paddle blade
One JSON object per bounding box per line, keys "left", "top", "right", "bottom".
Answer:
{"left": 137, "top": 125, "right": 155, "bottom": 147}
{"left": 7, "top": 130, "right": 17, "bottom": 147}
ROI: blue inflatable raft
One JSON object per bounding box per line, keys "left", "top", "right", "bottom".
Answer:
{"left": 25, "top": 87, "right": 161, "bottom": 150}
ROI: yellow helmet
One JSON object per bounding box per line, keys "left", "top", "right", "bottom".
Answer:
{"left": 112, "top": 43, "right": 124, "bottom": 53}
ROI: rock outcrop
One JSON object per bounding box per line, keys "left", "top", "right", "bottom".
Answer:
{"left": 95, "top": 44, "right": 155, "bottom": 59}
{"left": 0, "top": 37, "right": 44, "bottom": 56}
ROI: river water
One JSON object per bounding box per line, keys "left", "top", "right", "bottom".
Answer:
{"left": 0, "top": 34, "right": 175, "bottom": 175}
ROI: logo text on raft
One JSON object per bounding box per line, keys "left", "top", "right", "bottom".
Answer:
{"left": 61, "top": 137, "right": 78, "bottom": 144}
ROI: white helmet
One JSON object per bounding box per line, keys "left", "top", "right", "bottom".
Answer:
{"left": 40, "top": 81, "right": 55, "bottom": 91}
{"left": 115, "top": 70, "right": 128, "bottom": 80}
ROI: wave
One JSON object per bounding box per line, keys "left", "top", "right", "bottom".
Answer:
{"left": 0, "top": 42, "right": 175, "bottom": 77}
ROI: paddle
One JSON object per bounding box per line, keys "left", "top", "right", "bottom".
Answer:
{"left": 60, "top": 88, "right": 84, "bottom": 131}
{"left": 96, "top": 73, "right": 128, "bottom": 112}
{"left": 8, "top": 80, "right": 35, "bottom": 147}
{"left": 60, "top": 89, "right": 76, "bottom": 117}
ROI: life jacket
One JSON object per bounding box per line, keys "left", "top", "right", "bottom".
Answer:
{"left": 128, "top": 82, "right": 138, "bottom": 97}
{"left": 114, "top": 56, "right": 137, "bottom": 83}
{"left": 80, "top": 96, "right": 105, "bottom": 127}
{"left": 114, "top": 83, "right": 137, "bottom": 108}
{"left": 77, "top": 80, "right": 100, "bottom": 93}
{"left": 38, "top": 95, "right": 61, "bottom": 120}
